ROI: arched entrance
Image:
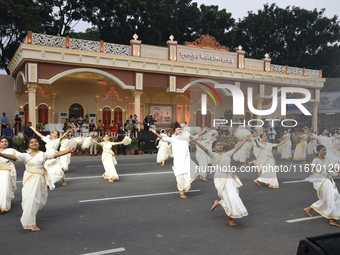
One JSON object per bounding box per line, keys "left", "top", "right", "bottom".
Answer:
{"left": 102, "top": 106, "right": 111, "bottom": 124}
{"left": 24, "top": 103, "right": 29, "bottom": 125}
{"left": 38, "top": 103, "right": 48, "bottom": 124}
{"left": 69, "top": 103, "right": 84, "bottom": 122}
{"left": 114, "top": 107, "right": 122, "bottom": 124}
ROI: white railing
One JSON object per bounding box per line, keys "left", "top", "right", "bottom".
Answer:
{"left": 104, "top": 42, "right": 131, "bottom": 55}
{"left": 32, "top": 33, "right": 66, "bottom": 48}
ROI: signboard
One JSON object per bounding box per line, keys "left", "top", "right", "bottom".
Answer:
{"left": 149, "top": 105, "right": 172, "bottom": 125}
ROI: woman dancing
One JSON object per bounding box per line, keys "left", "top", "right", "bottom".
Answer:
{"left": 304, "top": 145, "right": 340, "bottom": 227}
{"left": 293, "top": 131, "right": 308, "bottom": 164}
{"left": 31, "top": 127, "right": 71, "bottom": 186}
{"left": 0, "top": 137, "right": 17, "bottom": 213}
{"left": 0, "top": 137, "right": 75, "bottom": 231}
{"left": 253, "top": 134, "right": 288, "bottom": 188}
{"left": 92, "top": 134, "right": 126, "bottom": 182}
{"left": 155, "top": 129, "right": 170, "bottom": 166}
{"left": 59, "top": 134, "right": 71, "bottom": 172}
{"left": 190, "top": 136, "right": 250, "bottom": 227}
{"left": 280, "top": 130, "right": 292, "bottom": 160}
{"left": 307, "top": 131, "right": 318, "bottom": 155}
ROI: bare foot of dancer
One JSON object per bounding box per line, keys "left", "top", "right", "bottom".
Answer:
{"left": 211, "top": 200, "right": 220, "bottom": 211}
{"left": 62, "top": 179, "right": 66, "bottom": 186}
{"left": 109, "top": 179, "right": 114, "bottom": 182}
{"left": 301, "top": 160, "right": 306, "bottom": 164}
{"left": 330, "top": 219, "right": 340, "bottom": 227}
{"left": 31, "top": 226, "right": 41, "bottom": 232}
{"left": 228, "top": 217, "right": 237, "bottom": 227}
{"left": 242, "top": 163, "right": 247, "bottom": 167}
{"left": 180, "top": 193, "right": 187, "bottom": 199}
{"left": 102, "top": 173, "right": 106, "bottom": 179}
{"left": 200, "top": 177, "right": 208, "bottom": 181}
{"left": 254, "top": 179, "right": 261, "bottom": 186}
{"left": 160, "top": 163, "right": 164, "bottom": 166}
{"left": 304, "top": 207, "right": 314, "bottom": 217}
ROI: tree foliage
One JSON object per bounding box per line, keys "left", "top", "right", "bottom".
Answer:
{"left": 0, "top": 0, "right": 43, "bottom": 74}
{"left": 232, "top": 3, "right": 340, "bottom": 76}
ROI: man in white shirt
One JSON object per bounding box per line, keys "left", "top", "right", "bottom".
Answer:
{"left": 89, "top": 127, "right": 98, "bottom": 156}
{"left": 133, "top": 114, "right": 140, "bottom": 138}
{"left": 151, "top": 126, "right": 206, "bottom": 199}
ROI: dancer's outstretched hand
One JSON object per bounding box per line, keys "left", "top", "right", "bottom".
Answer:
{"left": 69, "top": 146, "right": 76, "bottom": 152}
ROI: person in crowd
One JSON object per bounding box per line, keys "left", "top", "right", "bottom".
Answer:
{"left": 3, "top": 124, "right": 14, "bottom": 148}
{"left": 97, "top": 120, "right": 104, "bottom": 136}
{"left": 14, "top": 114, "right": 22, "bottom": 135}
{"left": 117, "top": 126, "right": 126, "bottom": 155}
{"left": 133, "top": 114, "right": 140, "bottom": 138}
{"left": 23, "top": 122, "right": 35, "bottom": 150}
{"left": 90, "top": 127, "right": 98, "bottom": 156}
{"left": 1, "top": 112, "right": 8, "bottom": 136}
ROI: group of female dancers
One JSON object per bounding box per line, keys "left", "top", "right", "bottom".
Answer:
{"left": 180, "top": 126, "right": 340, "bottom": 227}
{"left": 1, "top": 125, "right": 340, "bottom": 231}
{"left": 0, "top": 126, "right": 129, "bottom": 231}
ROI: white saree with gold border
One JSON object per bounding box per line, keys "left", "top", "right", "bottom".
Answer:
{"left": 208, "top": 149, "right": 248, "bottom": 219}
{"left": 16, "top": 151, "right": 55, "bottom": 229}
{"left": 306, "top": 158, "right": 340, "bottom": 219}
{"left": 0, "top": 148, "right": 17, "bottom": 212}
{"left": 101, "top": 142, "right": 119, "bottom": 180}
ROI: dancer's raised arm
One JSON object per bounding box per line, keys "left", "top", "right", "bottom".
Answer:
{"left": 30, "top": 127, "right": 44, "bottom": 139}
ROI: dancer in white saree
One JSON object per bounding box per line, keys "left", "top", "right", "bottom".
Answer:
{"left": 253, "top": 134, "right": 289, "bottom": 188}
{"left": 92, "top": 134, "right": 126, "bottom": 182}
{"left": 31, "top": 127, "right": 71, "bottom": 186}
{"left": 304, "top": 128, "right": 340, "bottom": 165}
{"left": 151, "top": 126, "right": 197, "bottom": 199}
{"left": 0, "top": 137, "right": 17, "bottom": 213}
{"left": 59, "top": 135, "right": 71, "bottom": 172}
{"left": 293, "top": 132, "right": 308, "bottom": 163}
{"left": 280, "top": 130, "right": 292, "bottom": 160}
{"left": 307, "top": 131, "right": 318, "bottom": 155}
{"left": 304, "top": 145, "right": 340, "bottom": 227}
{"left": 190, "top": 136, "right": 251, "bottom": 227}
{"left": 0, "top": 137, "right": 76, "bottom": 231}
{"left": 155, "top": 129, "right": 170, "bottom": 166}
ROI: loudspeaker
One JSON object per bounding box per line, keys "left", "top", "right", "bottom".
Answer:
{"left": 297, "top": 232, "right": 340, "bottom": 255}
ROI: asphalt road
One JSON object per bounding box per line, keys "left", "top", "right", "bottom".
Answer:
{"left": 1, "top": 151, "right": 340, "bottom": 255}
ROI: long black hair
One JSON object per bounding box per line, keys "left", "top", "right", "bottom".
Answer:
{"left": 314, "top": 145, "right": 326, "bottom": 156}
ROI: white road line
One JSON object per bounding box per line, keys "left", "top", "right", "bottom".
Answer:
{"left": 286, "top": 216, "right": 323, "bottom": 223}
{"left": 282, "top": 180, "right": 308, "bottom": 184}
{"left": 86, "top": 163, "right": 156, "bottom": 167}
{"left": 80, "top": 247, "right": 125, "bottom": 255}
{"left": 16, "top": 171, "right": 173, "bottom": 183}
{"left": 79, "top": 189, "right": 201, "bottom": 203}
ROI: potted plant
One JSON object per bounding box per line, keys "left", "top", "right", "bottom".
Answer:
{"left": 130, "top": 139, "right": 138, "bottom": 155}
{"left": 76, "top": 144, "right": 83, "bottom": 156}
{"left": 13, "top": 136, "right": 26, "bottom": 152}
{"left": 138, "top": 141, "right": 145, "bottom": 155}
{"left": 83, "top": 147, "right": 90, "bottom": 156}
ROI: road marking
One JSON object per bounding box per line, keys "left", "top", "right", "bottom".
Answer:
{"left": 282, "top": 180, "right": 308, "bottom": 184}
{"left": 79, "top": 189, "right": 201, "bottom": 203}
{"left": 86, "top": 163, "right": 156, "bottom": 167}
{"left": 80, "top": 247, "right": 125, "bottom": 255}
{"left": 286, "top": 216, "right": 323, "bottom": 223}
{"left": 16, "top": 171, "right": 173, "bottom": 183}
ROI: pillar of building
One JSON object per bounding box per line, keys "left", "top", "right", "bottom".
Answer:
{"left": 95, "top": 96, "right": 100, "bottom": 121}
{"left": 312, "top": 103, "right": 319, "bottom": 132}
{"left": 16, "top": 93, "right": 20, "bottom": 111}
{"left": 27, "top": 84, "right": 37, "bottom": 127}
{"left": 133, "top": 92, "right": 142, "bottom": 129}
{"left": 52, "top": 95, "right": 56, "bottom": 123}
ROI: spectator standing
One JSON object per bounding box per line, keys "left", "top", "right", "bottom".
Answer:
{"left": 14, "top": 114, "right": 22, "bottom": 135}
{"left": 1, "top": 112, "right": 8, "bottom": 136}
{"left": 23, "top": 122, "right": 35, "bottom": 150}
{"left": 89, "top": 127, "right": 98, "bottom": 156}
{"left": 133, "top": 114, "right": 140, "bottom": 138}
{"left": 117, "top": 126, "right": 126, "bottom": 155}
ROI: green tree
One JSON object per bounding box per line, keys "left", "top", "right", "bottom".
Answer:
{"left": 0, "top": 0, "right": 43, "bottom": 74}
{"left": 68, "top": 27, "right": 101, "bottom": 41}
{"left": 233, "top": 3, "right": 340, "bottom": 76}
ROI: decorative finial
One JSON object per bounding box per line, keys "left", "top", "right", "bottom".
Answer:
{"left": 264, "top": 53, "right": 270, "bottom": 59}
{"left": 238, "top": 45, "right": 242, "bottom": 51}
{"left": 169, "top": 34, "right": 174, "bottom": 41}
{"left": 133, "top": 33, "right": 138, "bottom": 40}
